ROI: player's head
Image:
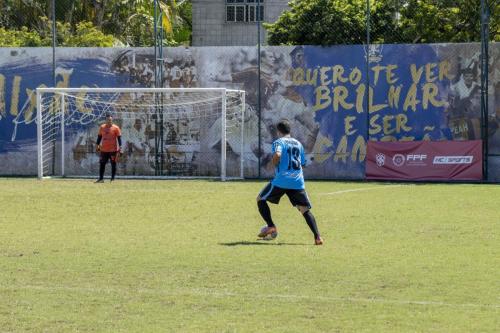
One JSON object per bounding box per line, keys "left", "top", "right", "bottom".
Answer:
{"left": 105, "top": 113, "right": 113, "bottom": 125}
{"left": 276, "top": 119, "right": 291, "bottom": 137}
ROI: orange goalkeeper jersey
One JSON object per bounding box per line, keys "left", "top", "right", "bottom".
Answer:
{"left": 98, "top": 124, "right": 121, "bottom": 152}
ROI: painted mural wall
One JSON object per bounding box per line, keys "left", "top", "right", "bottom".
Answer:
{"left": 0, "top": 44, "right": 499, "bottom": 179}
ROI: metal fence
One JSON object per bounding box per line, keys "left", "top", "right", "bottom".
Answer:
{"left": 0, "top": 0, "right": 498, "bottom": 181}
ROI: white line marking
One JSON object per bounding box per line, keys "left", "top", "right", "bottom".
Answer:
{"left": 319, "top": 185, "right": 405, "bottom": 196}
{"left": 2, "top": 285, "right": 498, "bottom": 310}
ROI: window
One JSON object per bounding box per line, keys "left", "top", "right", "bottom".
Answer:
{"left": 236, "top": 5, "right": 245, "bottom": 22}
{"left": 226, "top": 0, "right": 264, "bottom": 23}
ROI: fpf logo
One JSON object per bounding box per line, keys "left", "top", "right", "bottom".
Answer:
{"left": 392, "top": 154, "right": 427, "bottom": 167}
{"left": 375, "top": 153, "right": 385, "bottom": 167}
{"left": 392, "top": 154, "right": 405, "bottom": 167}
{"left": 407, "top": 154, "right": 427, "bottom": 162}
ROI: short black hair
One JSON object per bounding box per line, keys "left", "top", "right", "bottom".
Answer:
{"left": 276, "top": 119, "right": 291, "bottom": 135}
{"left": 105, "top": 113, "right": 112, "bottom": 118}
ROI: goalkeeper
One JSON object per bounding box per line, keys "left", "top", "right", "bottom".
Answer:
{"left": 95, "top": 114, "right": 122, "bottom": 182}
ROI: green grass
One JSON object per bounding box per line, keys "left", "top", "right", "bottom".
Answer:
{"left": 0, "top": 179, "right": 499, "bottom": 332}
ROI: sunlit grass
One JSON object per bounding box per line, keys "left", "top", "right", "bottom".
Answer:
{"left": 0, "top": 179, "right": 499, "bottom": 332}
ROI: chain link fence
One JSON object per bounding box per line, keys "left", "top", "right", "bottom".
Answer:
{"left": 0, "top": 0, "right": 498, "bottom": 180}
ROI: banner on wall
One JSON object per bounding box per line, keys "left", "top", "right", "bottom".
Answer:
{"left": 0, "top": 44, "right": 498, "bottom": 178}
{"left": 366, "top": 140, "right": 483, "bottom": 181}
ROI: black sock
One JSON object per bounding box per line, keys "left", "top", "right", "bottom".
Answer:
{"left": 99, "top": 162, "right": 106, "bottom": 180}
{"left": 111, "top": 161, "right": 117, "bottom": 179}
{"left": 303, "top": 210, "right": 320, "bottom": 239}
{"left": 257, "top": 200, "right": 275, "bottom": 228}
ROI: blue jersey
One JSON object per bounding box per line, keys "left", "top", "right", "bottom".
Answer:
{"left": 271, "top": 137, "right": 306, "bottom": 190}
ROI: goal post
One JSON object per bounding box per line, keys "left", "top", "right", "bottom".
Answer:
{"left": 36, "top": 87, "right": 246, "bottom": 180}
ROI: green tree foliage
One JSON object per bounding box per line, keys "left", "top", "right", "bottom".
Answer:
{"left": 0, "top": 27, "right": 45, "bottom": 47}
{"left": 0, "top": 17, "right": 116, "bottom": 47}
{"left": 265, "top": 0, "right": 499, "bottom": 45}
{"left": 0, "top": 0, "right": 192, "bottom": 47}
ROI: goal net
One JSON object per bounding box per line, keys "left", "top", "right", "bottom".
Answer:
{"left": 36, "top": 88, "right": 246, "bottom": 180}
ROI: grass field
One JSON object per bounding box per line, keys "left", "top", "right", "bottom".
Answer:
{"left": 0, "top": 178, "right": 499, "bottom": 332}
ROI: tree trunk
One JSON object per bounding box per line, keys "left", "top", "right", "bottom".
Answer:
{"left": 94, "top": 0, "right": 107, "bottom": 28}
{"left": 65, "top": 0, "right": 77, "bottom": 26}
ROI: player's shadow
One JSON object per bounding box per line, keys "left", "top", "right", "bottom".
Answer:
{"left": 219, "top": 241, "right": 308, "bottom": 246}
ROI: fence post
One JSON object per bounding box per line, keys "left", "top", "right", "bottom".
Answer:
{"left": 257, "top": 0, "right": 262, "bottom": 179}
{"left": 480, "top": 0, "right": 490, "bottom": 181}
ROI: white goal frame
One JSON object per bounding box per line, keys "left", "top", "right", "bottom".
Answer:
{"left": 36, "top": 87, "right": 246, "bottom": 181}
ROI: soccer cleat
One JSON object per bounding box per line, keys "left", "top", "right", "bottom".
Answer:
{"left": 315, "top": 237, "right": 324, "bottom": 245}
{"left": 258, "top": 226, "right": 278, "bottom": 240}
{"left": 95, "top": 179, "right": 104, "bottom": 183}
{"left": 110, "top": 178, "right": 115, "bottom": 182}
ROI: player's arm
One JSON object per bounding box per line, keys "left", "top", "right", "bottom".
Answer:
{"left": 96, "top": 130, "right": 102, "bottom": 152}
{"left": 272, "top": 151, "right": 281, "bottom": 166}
{"left": 116, "top": 127, "right": 123, "bottom": 153}
{"left": 271, "top": 141, "right": 282, "bottom": 166}
{"left": 300, "top": 145, "right": 307, "bottom": 167}
{"left": 117, "top": 135, "right": 122, "bottom": 153}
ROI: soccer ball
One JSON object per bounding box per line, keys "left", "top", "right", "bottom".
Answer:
{"left": 260, "top": 226, "right": 278, "bottom": 240}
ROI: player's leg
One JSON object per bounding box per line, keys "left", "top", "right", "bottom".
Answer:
{"left": 97, "top": 152, "right": 110, "bottom": 182}
{"left": 287, "top": 190, "right": 323, "bottom": 245}
{"left": 256, "top": 182, "right": 284, "bottom": 238}
{"left": 110, "top": 152, "right": 117, "bottom": 181}
{"left": 297, "top": 205, "right": 323, "bottom": 245}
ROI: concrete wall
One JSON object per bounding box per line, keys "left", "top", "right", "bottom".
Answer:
{"left": 192, "top": 0, "right": 289, "bottom": 46}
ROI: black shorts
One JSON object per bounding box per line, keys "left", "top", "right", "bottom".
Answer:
{"left": 100, "top": 151, "right": 118, "bottom": 164}
{"left": 258, "top": 182, "right": 312, "bottom": 209}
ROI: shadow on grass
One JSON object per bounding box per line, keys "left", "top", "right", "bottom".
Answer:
{"left": 219, "top": 241, "right": 308, "bottom": 246}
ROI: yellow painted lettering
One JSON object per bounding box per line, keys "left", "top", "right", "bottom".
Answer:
{"left": 371, "top": 65, "right": 385, "bottom": 86}
{"left": 403, "top": 84, "right": 420, "bottom": 112}
{"left": 76, "top": 86, "right": 92, "bottom": 113}
{"left": 313, "top": 86, "right": 331, "bottom": 112}
{"left": 383, "top": 115, "right": 395, "bottom": 135}
{"left": 355, "top": 84, "right": 365, "bottom": 114}
{"left": 396, "top": 114, "right": 412, "bottom": 133}
{"left": 0, "top": 74, "right": 5, "bottom": 117}
{"left": 380, "top": 135, "right": 397, "bottom": 142}
{"left": 305, "top": 68, "right": 318, "bottom": 86}
{"left": 351, "top": 135, "right": 366, "bottom": 162}
{"left": 292, "top": 68, "right": 305, "bottom": 85}
{"left": 320, "top": 66, "right": 331, "bottom": 86}
{"left": 386, "top": 64, "right": 398, "bottom": 84}
{"left": 311, "top": 133, "right": 333, "bottom": 163}
{"left": 369, "top": 114, "right": 382, "bottom": 135}
{"left": 388, "top": 85, "right": 402, "bottom": 109}
{"left": 438, "top": 60, "right": 452, "bottom": 81}
{"left": 333, "top": 135, "right": 348, "bottom": 163}
{"left": 332, "top": 65, "right": 348, "bottom": 85}
{"left": 10, "top": 76, "right": 22, "bottom": 116}
{"left": 422, "top": 82, "right": 446, "bottom": 109}
{"left": 369, "top": 87, "right": 388, "bottom": 113}
{"left": 344, "top": 115, "right": 357, "bottom": 136}
{"left": 410, "top": 64, "right": 424, "bottom": 83}
{"left": 425, "top": 63, "right": 437, "bottom": 82}
{"left": 349, "top": 67, "right": 362, "bottom": 85}
{"left": 333, "top": 86, "right": 353, "bottom": 112}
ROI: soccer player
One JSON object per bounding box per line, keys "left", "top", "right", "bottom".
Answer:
{"left": 95, "top": 114, "right": 122, "bottom": 182}
{"left": 256, "top": 119, "right": 323, "bottom": 245}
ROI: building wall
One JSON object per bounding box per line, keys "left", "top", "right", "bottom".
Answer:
{"left": 192, "top": 0, "right": 289, "bottom": 46}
